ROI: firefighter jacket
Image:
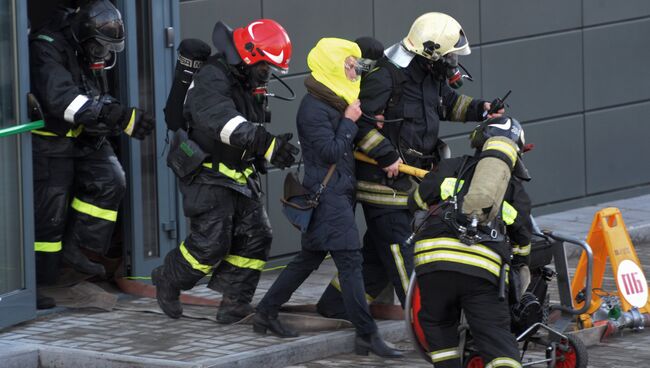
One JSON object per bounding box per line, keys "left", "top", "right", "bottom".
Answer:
{"left": 184, "top": 55, "right": 267, "bottom": 197}
{"left": 355, "top": 57, "right": 485, "bottom": 209}
{"left": 29, "top": 11, "right": 110, "bottom": 155}
{"left": 407, "top": 155, "right": 533, "bottom": 285}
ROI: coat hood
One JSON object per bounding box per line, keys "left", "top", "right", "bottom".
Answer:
{"left": 307, "top": 38, "right": 361, "bottom": 105}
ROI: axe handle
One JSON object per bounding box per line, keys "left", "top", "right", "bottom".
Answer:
{"left": 353, "top": 151, "right": 428, "bottom": 178}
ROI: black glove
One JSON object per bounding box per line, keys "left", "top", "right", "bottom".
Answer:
{"left": 83, "top": 101, "right": 124, "bottom": 136}
{"left": 252, "top": 128, "right": 299, "bottom": 169}
{"left": 122, "top": 107, "right": 155, "bottom": 140}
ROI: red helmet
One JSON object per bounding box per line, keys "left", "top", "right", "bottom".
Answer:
{"left": 233, "top": 19, "right": 292, "bottom": 73}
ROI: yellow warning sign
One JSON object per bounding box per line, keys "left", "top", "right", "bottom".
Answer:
{"left": 571, "top": 207, "right": 650, "bottom": 319}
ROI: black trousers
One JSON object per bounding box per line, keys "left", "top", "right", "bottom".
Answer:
{"left": 257, "top": 248, "right": 377, "bottom": 335}
{"left": 418, "top": 271, "right": 521, "bottom": 368}
{"left": 33, "top": 140, "right": 126, "bottom": 285}
{"left": 161, "top": 183, "right": 272, "bottom": 304}
{"left": 317, "top": 206, "right": 413, "bottom": 318}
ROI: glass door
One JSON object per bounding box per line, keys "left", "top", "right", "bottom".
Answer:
{"left": 119, "top": 0, "right": 179, "bottom": 279}
{"left": 0, "top": 0, "right": 37, "bottom": 329}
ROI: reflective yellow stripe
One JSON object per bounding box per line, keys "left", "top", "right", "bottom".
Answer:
{"left": 71, "top": 197, "right": 117, "bottom": 222}
{"left": 502, "top": 200, "right": 518, "bottom": 225}
{"left": 450, "top": 95, "right": 473, "bottom": 121}
{"left": 440, "top": 178, "right": 464, "bottom": 200}
{"left": 179, "top": 241, "right": 212, "bottom": 274}
{"left": 264, "top": 137, "right": 276, "bottom": 162}
{"left": 429, "top": 347, "right": 460, "bottom": 363}
{"left": 513, "top": 243, "right": 531, "bottom": 256}
{"left": 202, "top": 162, "right": 254, "bottom": 184}
{"left": 356, "top": 181, "right": 405, "bottom": 195}
{"left": 123, "top": 109, "right": 136, "bottom": 135}
{"left": 415, "top": 237, "right": 501, "bottom": 264}
{"left": 413, "top": 187, "right": 427, "bottom": 210}
{"left": 415, "top": 250, "right": 503, "bottom": 278}
{"left": 32, "top": 125, "right": 84, "bottom": 138}
{"left": 484, "top": 140, "right": 517, "bottom": 167}
{"left": 357, "top": 129, "right": 384, "bottom": 153}
{"left": 485, "top": 357, "right": 522, "bottom": 368}
{"left": 35, "top": 241, "right": 62, "bottom": 253}
{"left": 223, "top": 254, "right": 266, "bottom": 271}
{"left": 329, "top": 274, "right": 374, "bottom": 303}
{"left": 390, "top": 244, "right": 409, "bottom": 293}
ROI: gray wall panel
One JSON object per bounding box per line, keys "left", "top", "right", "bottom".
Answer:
{"left": 480, "top": 0, "right": 581, "bottom": 43}
{"left": 179, "top": 0, "right": 262, "bottom": 51}
{"left": 263, "top": 0, "right": 373, "bottom": 75}
{"left": 584, "top": 0, "right": 650, "bottom": 26}
{"left": 585, "top": 102, "right": 650, "bottom": 194}
{"left": 584, "top": 19, "right": 650, "bottom": 110}
{"left": 521, "top": 116, "right": 586, "bottom": 205}
{"left": 373, "top": 0, "right": 480, "bottom": 46}
{"left": 482, "top": 32, "right": 583, "bottom": 122}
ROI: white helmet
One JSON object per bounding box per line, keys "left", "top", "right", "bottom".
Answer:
{"left": 403, "top": 12, "right": 470, "bottom": 61}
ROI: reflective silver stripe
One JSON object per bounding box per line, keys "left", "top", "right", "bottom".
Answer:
{"left": 356, "top": 191, "right": 408, "bottom": 206}
{"left": 390, "top": 244, "right": 409, "bottom": 293}
{"left": 413, "top": 187, "right": 427, "bottom": 210}
{"left": 429, "top": 347, "right": 460, "bottom": 363}
{"left": 485, "top": 357, "right": 522, "bottom": 368}
{"left": 415, "top": 238, "right": 501, "bottom": 263}
{"left": 64, "top": 95, "right": 90, "bottom": 123}
{"left": 450, "top": 95, "right": 472, "bottom": 121}
{"left": 357, "top": 129, "right": 384, "bottom": 153}
{"left": 415, "top": 251, "right": 502, "bottom": 277}
{"left": 183, "top": 81, "right": 194, "bottom": 105}
{"left": 220, "top": 115, "right": 247, "bottom": 145}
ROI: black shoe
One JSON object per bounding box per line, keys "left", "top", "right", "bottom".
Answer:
{"left": 252, "top": 311, "right": 299, "bottom": 338}
{"left": 216, "top": 297, "right": 255, "bottom": 324}
{"left": 63, "top": 244, "right": 106, "bottom": 277}
{"left": 36, "top": 291, "right": 56, "bottom": 310}
{"left": 151, "top": 266, "right": 182, "bottom": 319}
{"left": 355, "top": 332, "right": 403, "bottom": 358}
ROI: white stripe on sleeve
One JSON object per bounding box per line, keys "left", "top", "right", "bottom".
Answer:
{"left": 63, "top": 95, "right": 90, "bottom": 123}
{"left": 220, "top": 115, "right": 247, "bottom": 145}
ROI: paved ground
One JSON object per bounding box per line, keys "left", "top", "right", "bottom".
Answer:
{"left": 2, "top": 194, "right": 650, "bottom": 367}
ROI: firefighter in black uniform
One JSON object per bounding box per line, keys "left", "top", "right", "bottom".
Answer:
{"left": 408, "top": 116, "right": 532, "bottom": 367}
{"left": 152, "top": 19, "right": 299, "bottom": 324}
{"left": 30, "top": 0, "right": 154, "bottom": 309}
{"left": 318, "top": 12, "right": 503, "bottom": 317}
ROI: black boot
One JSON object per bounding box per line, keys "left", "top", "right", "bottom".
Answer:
{"left": 36, "top": 290, "right": 56, "bottom": 310}
{"left": 216, "top": 296, "right": 255, "bottom": 324}
{"left": 63, "top": 244, "right": 106, "bottom": 277}
{"left": 355, "top": 332, "right": 403, "bottom": 358}
{"left": 151, "top": 266, "right": 183, "bottom": 319}
{"left": 252, "top": 311, "right": 299, "bottom": 338}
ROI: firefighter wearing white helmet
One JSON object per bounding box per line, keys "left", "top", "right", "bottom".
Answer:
{"left": 317, "top": 12, "right": 506, "bottom": 320}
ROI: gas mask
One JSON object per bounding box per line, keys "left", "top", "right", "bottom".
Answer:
{"left": 247, "top": 62, "right": 272, "bottom": 88}
{"left": 415, "top": 53, "right": 471, "bottom": 89}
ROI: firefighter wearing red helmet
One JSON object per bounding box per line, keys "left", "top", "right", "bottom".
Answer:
{"left": 152, "top": 19, "right": 299, "bottom": 324}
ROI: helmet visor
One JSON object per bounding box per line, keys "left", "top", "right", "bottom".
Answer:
{"left": 452, "top": 30, "right": 470, "bottom": 56}
{"left": 96, "top": 36, "right": 125, "bottom": 53}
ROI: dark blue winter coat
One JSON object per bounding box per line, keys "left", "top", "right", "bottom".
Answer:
{"left": 297, "top": 93, "right": 360, "bottom": 251}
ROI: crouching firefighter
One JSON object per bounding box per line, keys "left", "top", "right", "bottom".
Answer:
{"left": 30, "top": 0, "right": 154, "bottom": 309}
{"left": 152, "top": 19, "right": 300, "bottom": 324}
{"left": 407, "top": 116, "right": 532, "bottom": 367}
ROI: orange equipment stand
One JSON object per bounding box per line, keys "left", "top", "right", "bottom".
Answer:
{"left": 571, "top": 207, "right": 650, "bottom": 327}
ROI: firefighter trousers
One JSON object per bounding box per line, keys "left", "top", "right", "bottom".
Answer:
{"left": 160, "top": 183, "right": 272, "bottom": 304}
{"left": 33, "top": 140, "right": 126, "bottom": 285}
{"left": 417, "top": 271, "right": 521, "bottom": 368}
{"left": 317, "top": 205, "right": 413, "bottom": 318}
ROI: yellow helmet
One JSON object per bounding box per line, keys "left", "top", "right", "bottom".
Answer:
{"left": 403, "top": 12, "right": 470, "bottom": 61}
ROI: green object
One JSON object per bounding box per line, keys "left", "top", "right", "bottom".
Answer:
{"left": 0, "top": 120, "right": 45, "bottom": 138}
{"left": 608, "top": 305, "right": 622, "bottom": 320}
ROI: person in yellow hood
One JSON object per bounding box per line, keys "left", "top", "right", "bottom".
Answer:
{"left": 253, "top": 38, "right": 402, "bottom": 358}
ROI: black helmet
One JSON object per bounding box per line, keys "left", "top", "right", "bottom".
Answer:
{"left": 71, "top": 0, "right": 125, "bottom": 59}
{"left": 470, "top": 116, "right": 531, "bottom": 181}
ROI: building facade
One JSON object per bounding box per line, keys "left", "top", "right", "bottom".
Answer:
{"left": 2, "top": 0, "right": 650, "bottom": 328}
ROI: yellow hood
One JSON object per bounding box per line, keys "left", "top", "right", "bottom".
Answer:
{"left": 307, "top": 38, "right": 361, "bottom": 105}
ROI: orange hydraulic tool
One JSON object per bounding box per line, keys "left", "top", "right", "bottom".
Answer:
{"left": 571, "top": 207, "right": 650, "bottom": 328}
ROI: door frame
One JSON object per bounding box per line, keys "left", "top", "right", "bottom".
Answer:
{"left": 118, "top": 0, "right": 180, "bottom": 280}
{"left": 0, "top": 0, "right": 37, "bottom": 329}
